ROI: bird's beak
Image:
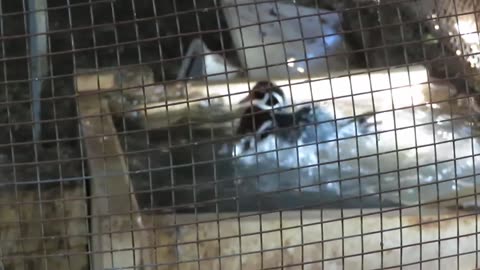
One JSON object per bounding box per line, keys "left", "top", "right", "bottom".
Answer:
{"left": 239, "top": 94, "right": 251, "bottom": 104}
{"left": 238, "top": 94, "right": 264, "bottom": 109}
{"left": 240, "top": 91, "right": 285, "bottom": 108}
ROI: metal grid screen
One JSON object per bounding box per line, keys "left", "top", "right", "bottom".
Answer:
{"left": 1, "top": 0, "right": 480, "bottom": 269}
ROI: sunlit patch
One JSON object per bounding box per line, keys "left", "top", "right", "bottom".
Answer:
{"left": 455, "top": 20, "right": 479, "bottom": 44}
{"left": 287, "top": 57, "right": 295, "bottom": 67}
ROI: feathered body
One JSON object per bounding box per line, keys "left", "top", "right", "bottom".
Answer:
{"left": 128, "top": 80, "right": 480, "bottom": 210}
{"left": 233, "top": 83, "right": 480, "bottom": 207}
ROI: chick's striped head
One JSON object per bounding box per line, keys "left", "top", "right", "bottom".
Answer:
{"left": 239, "top": 81, "right": 286, "bottom": 109}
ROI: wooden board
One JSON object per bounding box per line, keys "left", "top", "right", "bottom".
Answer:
{"left": 116, "top": 65, "right": 464, "bottom": 131}
{"left": 75, "top": 64, "right": 463, "bottom": 132}
{"left": 76, "top": 73, "right": 154, "bottom": 270}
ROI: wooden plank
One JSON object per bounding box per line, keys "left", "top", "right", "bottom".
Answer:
{"left": 74, "top": 65, "right": 460, "bottom": 132}
{"left": 74, "top": 66, "right": 154, "bottom": 92}
{"left": 121, "top": 65, "right": 461, "bottom": 130}
{"left": 74, "top": 66, "right": 160, "bottom": 104}
{"left": 77, "top": 84, "right": 154, "bottom": 269}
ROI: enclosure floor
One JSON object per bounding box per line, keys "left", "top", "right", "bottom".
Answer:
{"left": 0, "top": 186, "right": 89, "bottom": 270}
{"left": 144, "top": 210, "right": 480, "bottom": 270}
{"left": 1, "top": 185, "right": 478, "bottom": 270}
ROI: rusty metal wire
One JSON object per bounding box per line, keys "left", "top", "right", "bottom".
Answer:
{"left": 1, "top": 0, "right": 480, "bottom": 269}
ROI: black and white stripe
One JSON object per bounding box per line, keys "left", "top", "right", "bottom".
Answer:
{"left": 235, "top": 81, "right": 313, "bottom": 152}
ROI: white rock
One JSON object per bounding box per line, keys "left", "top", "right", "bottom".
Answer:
{"left": 222, "top": 0, "right": 347, "bottom": 79}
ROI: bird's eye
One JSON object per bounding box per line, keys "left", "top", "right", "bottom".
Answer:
{"left": 270, "top": 91, "right": 284, "bottom": 107}
{"left": 242, "top": 139, "right": 252, "bottom": 152}
{"left": 266, "top": 93, "right": 276, "bottom": 106}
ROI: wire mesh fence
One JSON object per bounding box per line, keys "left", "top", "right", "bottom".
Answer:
{"left": 1, "top": 0, "right": 480, "bottom": 269}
